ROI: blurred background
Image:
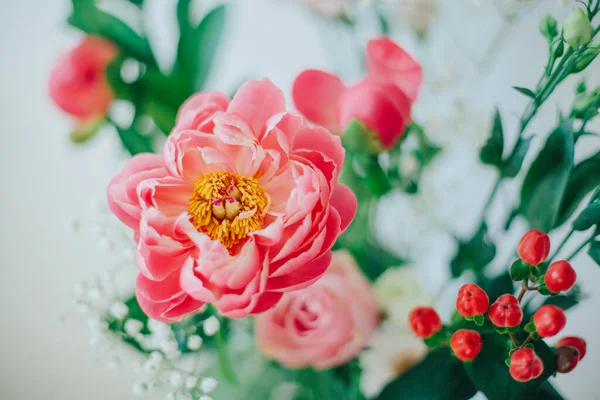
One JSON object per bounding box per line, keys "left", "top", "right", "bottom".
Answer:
{"left": 1, "top": 0, "right": 599, "bottom": 399}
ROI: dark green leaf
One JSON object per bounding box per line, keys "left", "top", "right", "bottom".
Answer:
{"left": 589, "top": 241, "right": 600, "bottom": 265}
{"left": 176, "top": 5, "right": 227, "bottom": 91}
{"left": 355, "top": 153, "right": 393, "bottom": 197}
{"left": 510, "top": 259, "right": 529, "bottom": 281}
{"left": 555, "top": 152, "right": 600, "bottom": 227}
{"left": 519, "top": 121, "right": 575, "bottom": 231}
{"left": 294, "top": 368, "right": 356, "bottom": 400}
{"left": 480, "top": 108, "right": 505, "bottom": 167}
{"left": 341, "top": 119, "right": 382, "bottom": 155}
{"left": 105, "top": 56, "right": 136, "bottom": 101}
{"left": 513, "top": 86, "right": 537, "bottom": 99}
{"left": 115, "top": 124, "right": 153, "bottom": 155}
{"left": 377, "top": 11, "right": 390, "bottom": 35}
{"left": 451, "top": 222, "right": 497, "bottom": 277}
{"left": 573, "top": 202, "right": 600, "bottom": 231}
{"left": 502, "top": 136, "right": 533, "bottom": 178}
{"left": 524, "top": 287, "right": 581, "bottom": 320}
{"left": 463, "top": 334, "right": 556, "bottom": 400}
{"left": 128, "top": 0, "right": 144, "bottom": 6}
{"left": 69, "top": 0, "right": 154, "bottom": 65}
{"left": 376, "top": 348, "right": 476, "bottom": 400}
{"left": 479, "top": 271, "right": 514, "bottom": 303}
{"left": 537, "top": 381, "right": 566, "bottom": 400}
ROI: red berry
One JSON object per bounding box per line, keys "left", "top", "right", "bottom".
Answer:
{"left": 555, "top": 346, "right": 580, "bottom": 373}
{"left": 545, "top": 260, "right": 577, "bottom": 293}
{"left": 509, "top": 348, "right": 544, "bottom": 382}
{"left": 488, "top": 294, "right": 523, "bottom": 328}
{"left": 450, "top": 329, "right": 483, "bottom": 361}
{"left": 533, "top": 305, "right": 567, "bottom": 337}
{"left": 556, "top": 336, "right": 586, "bottom": 360}
{"left": 408, "top": 306, "right": 442, "bottom": 339}
{"left": 456, "top": 284, "right": 489, "bottom": 317}
{"left": 517, "top": 229, "right": 550, "bottom": 266}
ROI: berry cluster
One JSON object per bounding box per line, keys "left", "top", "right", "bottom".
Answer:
{"left": 408, "top": 229, "right": 586, "bottom": 383}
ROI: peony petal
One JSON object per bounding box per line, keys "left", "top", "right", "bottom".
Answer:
{"left": 175, "top": 91, "right": 230, "bottom": 131}
{"left": 228, "top": 79, "right": 286, "bottom": 137}
{"left": 136, "top": 271, "right": 183, "bottom": 303}
{"left": 329, "top": 183, "right": 357, "bottom": 232}
{"left": 365, "top": 37, "right": 423, "bottom": 102}
{"left": 292, "top": 70, "right": 345, "bottom": 133}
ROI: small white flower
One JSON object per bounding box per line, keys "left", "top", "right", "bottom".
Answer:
{"left": 185, "top": 376, "right": 198, "bottom": 389}
{"left": 124, "top": 319, "right": 144, "bottom": 336}
{"left": 198, "top": 396, "right": 213, "bottom": 400}
{"left": 169, "top": 371, "right": 183, "bottom": 387}
{"left": 161, "top": 339, "right": 179, "bottom": 355}
{"left": 109, "top": 301, "right": 129, "bottom": 320}
{"left": 199, "top": 377, "right": 218, "bottom": 393}
{"left": 149, "top": 351, "right": 163, "bottom": 363}
{"left": 88, "top": 317, "right": 109, "bottom": 331}
{"left": 87, "top": 286, "right": 103, "bottom": 301}
{"left": 148, "top": 319, "right": 171, "bottom": 337}
{"left": 186, "top": 335, "right": 203, "bottom": 351}
{"left": 203, "top": 316, "right": 220, "bottom": 336}
{"left": 132, "top": 382, "right": 147, "bottom": 397}
{"left": 143, "top": 353, "right": 162, "bottom": 373}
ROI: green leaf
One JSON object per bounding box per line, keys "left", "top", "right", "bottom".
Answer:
{"left": 502, "top": 136, "right": 533, "bottom": 178}
{"left": 537, "top": 382, "right": 566, "bottom": 400}
{"left": 215, "top": 321, "right": 237, "bottom": 384}
{"left": 341, "top": 119, "right": 383, "bottom": 155}
{"left": 513, "top": 86, "right": 537, "bottom": 99}
{"left": 511, "top": 259, "right": 530, "bottom": 281}
{"left": 377, "top": 11, "right": 390, "bottom": 35}
{"left": 555, "top": 152, "right": 600, "bottom": 227}
{"left": 115, "top": 124, "right": 153, "bottom": 155}
{"left": 128, "top": 0, "right": 144, "bottom": 6}
{"left": 519, "top": 121, "right": 575, "bottom": 231}
{"left": 573, "top": 202, "right": 600, "bottom": 231}
{"left": 480, "top": 108, "right": 505, "bottom": 167}
{"left": 354, "top": 153, "right": 393, "bottom": 197}
{"left": 479, "top": 271, "right": 514, "bottom": 303}
{"left": 451, "top": 222, "right": 497, "bottom": 277}
{"left": 69, "top": 0, "right": 154, "bottom": 65}
{"left": 176, "top": 5, "right": 227, "bottom": 91}
{"left": 376, "top": 348, "right": 476, "bottom": 400}
{"left": 463, "top": 334, "right": 556, "bottom": 400}
{"left": 294, "top": 368, "right": 357, "bottom": 400}
{"left": 589, "top": 241, "right": 600, "bottom": 265}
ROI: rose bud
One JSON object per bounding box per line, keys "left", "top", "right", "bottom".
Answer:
{"left": 456, "top": 284, "right": 489, "bottom": 317}
{"left": 408, "top": 306, "right": 442, "bottom": 339}
{"left": 533, "top": 305, "right": 567, "bottom": 337}
{"left": 450, "top": 329, "right": 483, "bottom": 361}
{"left": 544, "top": 260, "right": 576, "bottom": 293}
{"left": 556, "top": 336, "right": 587, "bottom": 360}
{"left": 509, "top": 348, "right": 544, "bottom": 382}
{"left": 563, "top": 7, "right": 593, "bottom": 48}
{"left": 488, "top": 294, "right": 523, "bottom": 328}
{"left": 517, "top": 229, "right": 550, "bottom": 266}
{"left": 555, "top": 346, "right": 580, "bottom": 373}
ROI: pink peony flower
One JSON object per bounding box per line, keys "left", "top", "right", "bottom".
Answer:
{"left": 255, "top": 250, "right": 379, "bottom": 369}
{"left": 49, "top": 36, "right": 117, "bottom": 120}
{"left": 292, "top": 37, "right": 422, "bottom": 148}
{"left": 107, "top": 79, "right": 356, "bottom": 322}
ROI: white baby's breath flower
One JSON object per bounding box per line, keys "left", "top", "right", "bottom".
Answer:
{"left": 185, "top": 376, "right": 198, "bottom": 390}
{"left": 187, "top": 335, "right": 203, "bottom": 351}
{"left": 124, "top": 319, "right": 144, "bottom": 337}
{"left": 169, "top": 371, "right": 183, "bottom": 387}
{"left": 109, "top": 301, "right": 129, "bottom": 320}
{"left": 203, "top": 316, "right": 220, "bottom": 336}
{"left": 132, "top": 382, "right": 147, "bottom": 397}
{"left": 161, "top": 339, "right": 180, "bottom": 356}
{"left": 199, "top": 377, "right": 218, "bottom": 393}
{"left": 148, "top": 319, "right": 171, "bottom": 337}
{"left": 198, "top": 395, "right": 213, "bottom": 400}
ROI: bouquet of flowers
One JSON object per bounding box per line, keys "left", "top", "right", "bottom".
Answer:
{"left": 50, "top": 0, "right": 600, "bottom": 399}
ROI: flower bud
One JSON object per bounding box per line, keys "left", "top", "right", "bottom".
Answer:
{"left": 450, "top": 329, "right": 482, "bottom": 361}
{"left": 539, "top": 14, "right": 558, "bottom": 41}
{"left": 572, "top": 45, "right": 600, "bottom": 73}
{"left": 563, "top": 8, "right": 593, "bottom": 48}
{"left": 555, "top": 346, "right": 580, "bottom": 373}
{"left": 488, "top": 294, "right": 523, "bottom": 328}
{"left": 70, "top": 115, "right": 104, "bottom": 143}
{"left": 456, "top": 284, "right": 489, "bottom": 317}
{"left": 557, "top": 336, "right": 587, "bottom": 360}
{"left": 517, "top": 229, "right": 550, "bottom": 266}
{"left": 509, "top": 348, "right": 544, "bottom": 382}
{"left": 533, "top": 305, "right": 566, "bottom": 337}
{"left": 408, "top": 306, "right": 442, "bottom": 339}
{"left": 544, "top": 260, "right": 577, "bottom": 293}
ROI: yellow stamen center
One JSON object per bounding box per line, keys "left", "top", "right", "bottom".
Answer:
{"left": 188, "top": 171, "right": 269, "bottom": 249}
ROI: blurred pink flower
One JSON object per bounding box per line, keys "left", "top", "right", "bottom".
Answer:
{"left": 255, "top": 250, "right": 379, "bottom": 369}
{"left": 49, "top": 36, "right": 117, "bottom": 120}
{"left": 107, "top": 79, "right": 356, "bottom": 322}
{"left": 293, "top": 37, "right": 422, "bottom": 148}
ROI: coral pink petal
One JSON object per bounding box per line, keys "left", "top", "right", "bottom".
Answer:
{"left": 292, "top": 126, "right": 345, "bottom": 175}
{"left": 136, "top": 271, "right": 183, "bottom": 302}
{"left": 228, "top": 79, "right": 287, "bottom": 137}
{"left": 365, "top": 37, "right": 423, "bottom": 102}
{"left": 330, "top": 183, "right": 357, "bottom": 232}
{"left": 179, "top": 257, "right": 217, "bottom": 303}
{"left": 136, "top": 290, "right": 201, "bottom": 323}
{"left": 176, "top": 91, "right": 230, "bottom": 124}
{"left": 250, "top": 291, "right": 284, "bottom": 314}
{"left": 292, "top": 70, "right": 345, "bottom": 133}
{"left": 138, "top": 176, "right": 192, "bottom": 216}
{"left": 268, "top": 250, "right": 333, "bottom": 292}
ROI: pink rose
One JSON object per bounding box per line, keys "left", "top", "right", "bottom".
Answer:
{"left": 106, "top": 79, "right": 357, "bottom": 322}
{"left": 255, "top": 250, "right": 379, "bottom": 369}
{"left": 292, "top": 37, "right": 422, "bottom": 148}
{"left": 49, "top": 36, "right": 117, "bottom": 120}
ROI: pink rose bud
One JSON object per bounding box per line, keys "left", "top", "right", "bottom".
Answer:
{"left": 49, "top": 36, "right": 117, "bottom": 119}
{"left": 255, "top": 250, "right": 379, "bottom": 369}
{"left": 293, "top": 37, "right": 422, "bottom": 149}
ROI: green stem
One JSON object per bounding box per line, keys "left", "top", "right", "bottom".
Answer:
{"left": 482, "top": 177, "right": 502, "bottom": 217}
{"left": 566, "top": 233, "right": 596, "bottom": 261}
{"left": 215, "top": 324, "right": 237, "bottom": 384}
{"left": 548, "top": 228, "right": 575, "bottom": 263}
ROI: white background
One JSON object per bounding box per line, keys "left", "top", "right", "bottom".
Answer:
{"left": 1, "top": 0, "right": 600, "bottom": 399}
